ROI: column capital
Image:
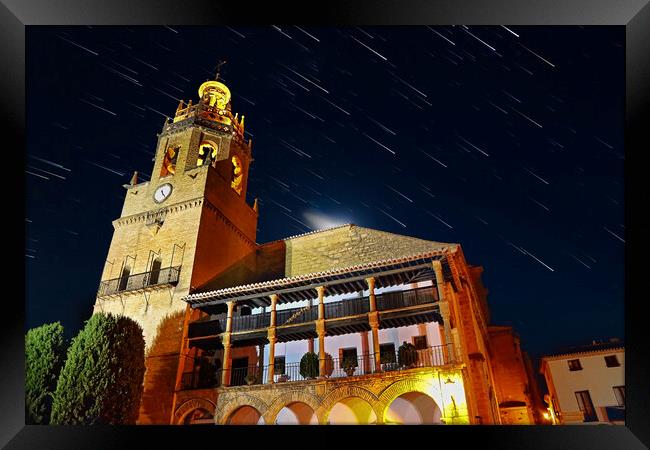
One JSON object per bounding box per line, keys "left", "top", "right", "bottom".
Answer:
{"left": 269, "top": 293, "right": 279, "bottom": 307}
{"left": 226, "top": 301, "right": 235, "bottom": 313}
{"left": 316, "top": 285, "right": 326, "bottom": 296}
{"left": 366, "top": 277, "right": 376, "bottom": 290}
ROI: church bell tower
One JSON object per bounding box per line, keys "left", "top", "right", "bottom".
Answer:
{"left": 92, "top": 66, "right": 258, "bottom": 424}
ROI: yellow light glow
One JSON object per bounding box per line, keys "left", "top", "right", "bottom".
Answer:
{"left": 231, "top": 155, "right": 243, "bottom": 195}
{"left": 198, "top": 80, "right": 231, "bottom": 110}
{"left": 411, "top": 371, "right": 469, "bottom": 425}
{"left": 543, "top": 412, "right": 550, "bottom": 420}
{"left": 197, "top": 143, "right": 218, "bottom": 166}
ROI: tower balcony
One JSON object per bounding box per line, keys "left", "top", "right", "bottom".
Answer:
{"left": 97, "top": 266, "right": 181, "bottom": 298}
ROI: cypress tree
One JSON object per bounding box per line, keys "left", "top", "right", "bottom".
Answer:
{"left": 25, "top": 322, "right": 66, "bottom": 424}
{"left": 50, "top": 313, "right": 145, "bottom": 425}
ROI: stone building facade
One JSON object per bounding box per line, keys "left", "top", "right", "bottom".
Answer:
{"left": 92, "top": 71, "right": 540, "bottom": 425}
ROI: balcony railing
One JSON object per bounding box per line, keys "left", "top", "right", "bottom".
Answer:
{"left": 376, "top": 287, "right": 438, "bottom": 310}
{"left": 179, "top": 344, "right": 456, "bottom": 391}
{"left": 197, "top": 287, "right": 438, "bottom": 336}
{"left": 97, "top": 266, "right": 181, "bottom": 297}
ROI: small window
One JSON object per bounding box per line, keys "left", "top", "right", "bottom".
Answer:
{"left": 613, "top": 386, "right": 625, "bottom": 407}
{"left": 379, "top": 343, "right": 396, "bottom": 364}
{"left": 568, "top": 359, "right": 582, "bottom": 371}
{"left": 604, "top": 355, "right": 620, "bottom": 367}
{"left": 274, "top": 356, "right": 285, "bottom": 375}
{"left": 413, "top": 335, "right": 428, "bottom": 350}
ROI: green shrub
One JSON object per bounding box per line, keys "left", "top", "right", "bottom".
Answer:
{"left": 299, "top": 352, "right": 319, "bottom": 379}
{"left": 50, "top": 313, "right": 145, "bottom": 425}
{"left": 25, "top": 322, "right": 66, "bottom": 424}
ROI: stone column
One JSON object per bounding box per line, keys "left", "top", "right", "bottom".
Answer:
{"left": 366, "top": 277, "right": 381, "bottom": 372}
{"left": 257, "top": 343, "right": 265, "bottom": 384}
{"left": 221, "top": 301, "right": 235, "bottom": 386}
{"left": 360, "top": 331, "right": 371, "bottom": 374}
{"left": 308, "top": 299, "right": 315, "bottom": 353}
{"left": 316, "top": 286, "right": 326, "bottom": 377}
{"left": 267, "top": 294, "right": 279, "bottom": 384}
{"left": 432, "top": 260, "right": 454, "bottom": 363}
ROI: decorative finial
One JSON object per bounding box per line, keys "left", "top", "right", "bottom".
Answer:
{"left": 215, "top": 59, "right": 227, "bottom": 81}
{"left": 130, "top": 171, "right": 138, "bottom": 186}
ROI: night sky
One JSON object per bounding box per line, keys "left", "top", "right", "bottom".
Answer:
{"left": 25, "top": 26, "right": 625, "bottom": 358}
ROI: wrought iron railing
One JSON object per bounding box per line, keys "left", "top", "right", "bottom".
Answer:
{"left": 276, "top": 306, "right": 319, "bottom": 326}
{"left": 376, "top": 287, "right": 438, "bottom": 311}
{"left": 179, "top": 344, "right": 456, "bottom": 390}
{"left": 231, "top": 313, "right": 271, "bottom": 332}
{"left": 97, "top": 266, "right": 181, "bottom": 297}
{"left": 324, "top": 295, "right": 371, "bottom": 319}
{"left": 181, "top": 370, "right": 222, "bottom": 390}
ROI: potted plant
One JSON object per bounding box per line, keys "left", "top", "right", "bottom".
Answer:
{"left": 398, "top": 341, "right": 418, "bottom": 369}
{"left": 245, "top": 373, "right": 257, "bottom": 385}
{"left": 299, "top": 352, "right": 319, "bottom": 379}
{"left": 380, "top": 349, "right": 398, "bottom": 371}
{"left": 323, "top": 353, "right": 334, "bottom": 377}
{"left": 341, "top": 355, "right": 357, "bottom": 377}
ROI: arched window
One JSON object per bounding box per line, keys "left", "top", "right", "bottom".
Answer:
{"left": 160, "top": 145, "right": 179, "bottom": 177}
{"left": 148, "top": 258, "right": 162, "bottom": 285}
{"left": 118, "top": 266, "right": 131, "bottom": 292}
{"left": 231, "top": 155, "right": 243, "bottom": 195}
{"left": 197, "top": 142, "right": 218, "bottom": 167}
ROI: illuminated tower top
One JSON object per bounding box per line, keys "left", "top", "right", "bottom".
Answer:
{"left": 170, "top": 60, "right": 247, "bottom": 144}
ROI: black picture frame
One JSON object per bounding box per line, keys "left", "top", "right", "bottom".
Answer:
{"left": 3, "top": 0, "right": 649, "bottom": 448}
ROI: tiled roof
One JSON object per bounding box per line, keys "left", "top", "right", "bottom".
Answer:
{"left": 185, "top": 247, "right": 452, "bottom": 302}
{"left": 186, "top": 224, "right": 458, "bottom": 302}
{"left": 541, "top": 341, "right": 625, "bottom": 359}
{"left": 262, "top": 223, "right": 355, "bottom": 244}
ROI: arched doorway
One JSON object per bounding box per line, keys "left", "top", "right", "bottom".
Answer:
{"left": 275, "top": 402, "right": 318, "bottom": 425}
{"left": 226, "top": 405, "right": 265, "bottom": 425}
{"left": 328, "top": 397, "right": 377, "bottom": 424}
{"left": 148, "top": 257, "right": 162, "bottom": 285}
{"left": 183, "top": 408, "right": 214, "bottom": 425}
{"left": 384, "top": 392, "right": 443, "bottom": 424}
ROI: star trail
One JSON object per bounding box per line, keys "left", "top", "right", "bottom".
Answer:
{"left": 25, "top": 26, "right": 624, "bottom": 357}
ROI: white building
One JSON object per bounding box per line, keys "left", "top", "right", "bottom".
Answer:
{"left": 540, "top": 340, "right": 625, "bottom": 425}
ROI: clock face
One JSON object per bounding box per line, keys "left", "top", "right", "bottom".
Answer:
{"left": 153, "top": 183, "right": 173, "bottom": 203}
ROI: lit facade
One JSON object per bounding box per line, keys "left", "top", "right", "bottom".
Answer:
{"left": 540, "top": 341, "right": 625, "bottom": 425}
{"left": 92, "top": 70, "right": 538, "bottom": 425}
